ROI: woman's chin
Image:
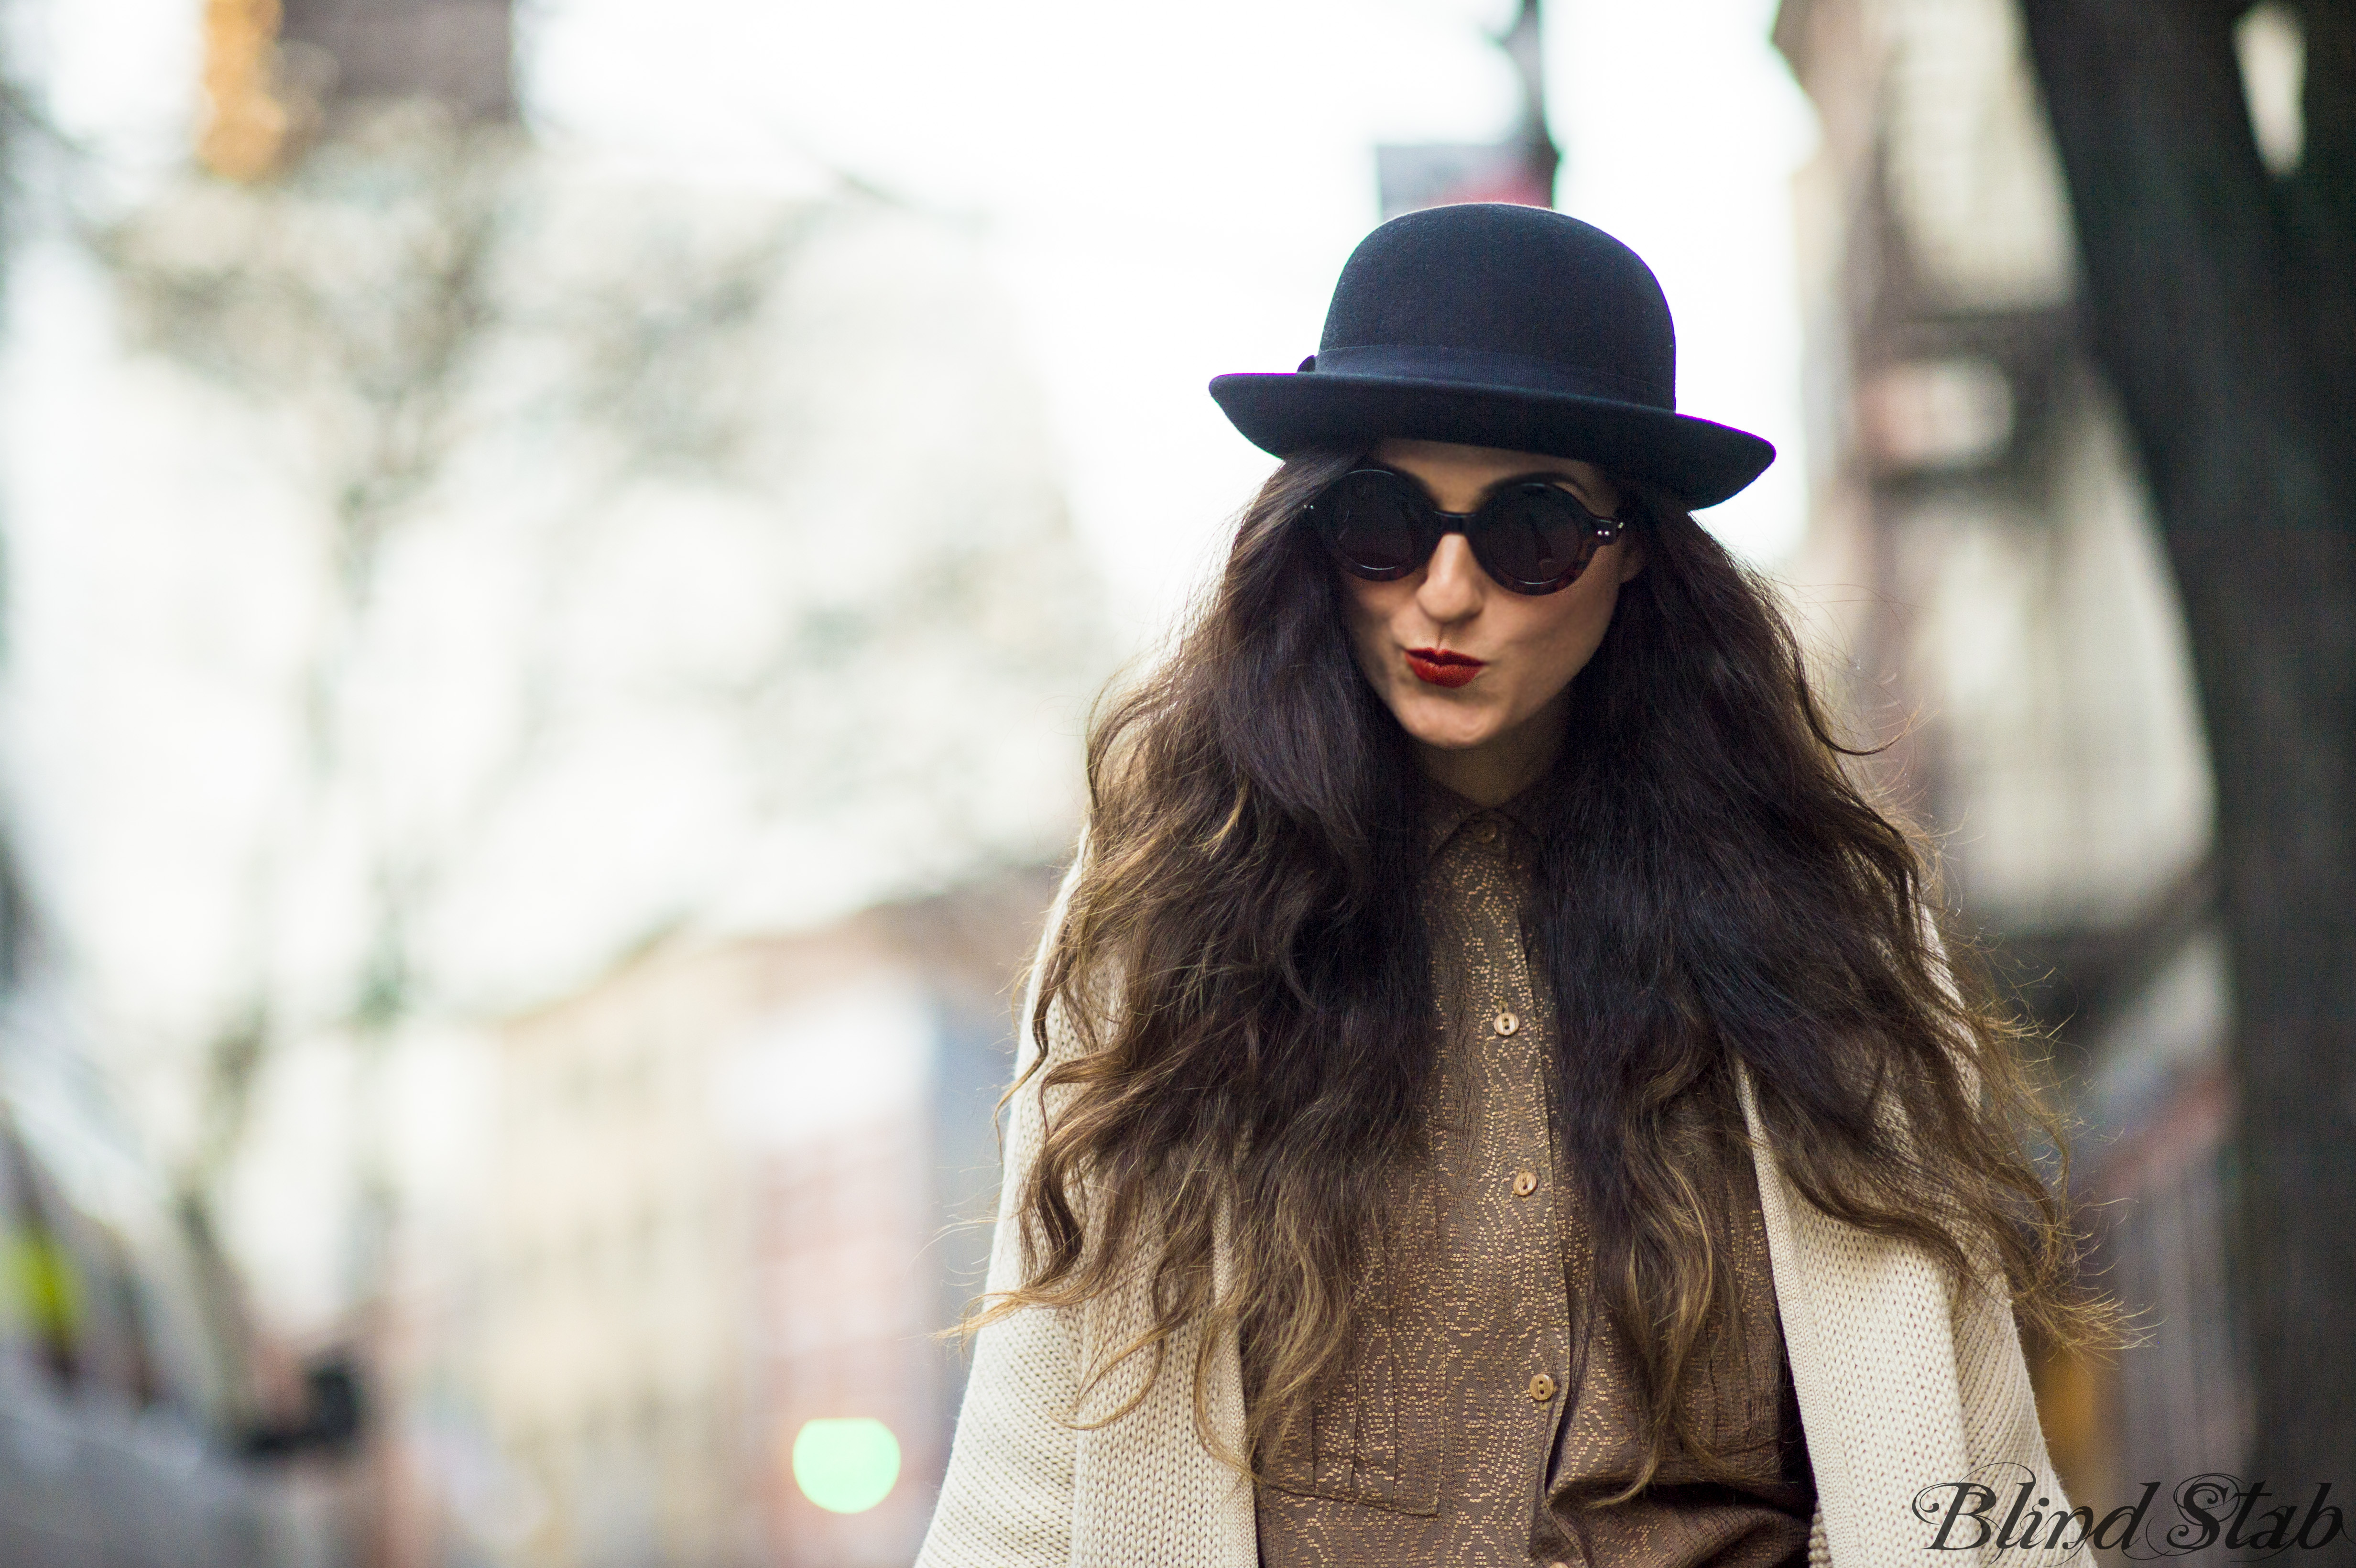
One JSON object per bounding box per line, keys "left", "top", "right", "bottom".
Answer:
{"left": 1393, "top": 697, "right": 1503, "bottom": 753}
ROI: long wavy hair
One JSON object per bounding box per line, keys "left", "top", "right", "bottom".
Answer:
{"left": 981, "top": 447, "right": 2109, "bottom": 1492}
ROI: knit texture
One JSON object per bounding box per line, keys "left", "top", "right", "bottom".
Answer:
{"left": 917, "top": 863, "right": 2088, "bottom": 1568}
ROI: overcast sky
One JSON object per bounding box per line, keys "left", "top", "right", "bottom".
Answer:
{"left": 22, "top": 0, "right": 1817, "bottom": 642}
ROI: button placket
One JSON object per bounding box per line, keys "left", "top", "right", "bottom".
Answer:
{"left": 1374, "top": 797, "right": 1575, "bottom": 1550}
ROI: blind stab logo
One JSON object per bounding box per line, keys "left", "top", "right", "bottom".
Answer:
{"left": 1912, "top": 1469, "right": 2347, "bottom": 1557}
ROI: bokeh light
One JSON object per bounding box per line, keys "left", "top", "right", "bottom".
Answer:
{"left": 790, "top": 1417, "right": 903, "bottom": 1515}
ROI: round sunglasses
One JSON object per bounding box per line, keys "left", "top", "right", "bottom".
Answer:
{"left": 1304, "top": 467, "right": 1628, "bottom": 595}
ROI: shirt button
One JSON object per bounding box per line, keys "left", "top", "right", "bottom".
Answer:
{"left": 1528, "top": 1372, "right": 1556, "bottom": 1404}
{"left": 1512, "top": 1169, "right": 1538, "bottom": 1197}
{"left": 1492, "top": 1010, "right": 1520, "bottom": 1036}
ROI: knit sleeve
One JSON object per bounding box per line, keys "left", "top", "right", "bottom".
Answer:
{"left": 1745, "top": 906, "right": 2094, "bottom": 1568}
{"left": 1949, "top": 1269, "right": 2091, "bottom": 1566}
{"left": 916, "top": 861, "right": 1089, "bottom": 1568}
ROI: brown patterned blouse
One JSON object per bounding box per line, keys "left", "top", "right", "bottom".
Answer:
{"left": 1251, "top": 785, "right": 1816, "bottom": 1568}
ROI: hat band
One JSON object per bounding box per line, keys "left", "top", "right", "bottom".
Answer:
{"left": 1309, "top": 344, "right": 1672, "bottom": 411}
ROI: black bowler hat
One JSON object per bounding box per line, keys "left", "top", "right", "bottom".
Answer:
{"left": 1209, "top": 205, "right": 1774, "bottom": 508}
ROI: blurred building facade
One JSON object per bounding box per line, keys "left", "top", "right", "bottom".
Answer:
{"left": 475, "top": 871, "right": 1054, "bottom": 1568}
{"left": 1775, "top": 0, "right": 2247, "bottom": 1527}
{"left": 278, "top": 0, "right": 517, "bottom": 125}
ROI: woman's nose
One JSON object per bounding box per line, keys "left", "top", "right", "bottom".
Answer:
{"left": 1415, "top": 533, "right": 1485, "bottom": 622}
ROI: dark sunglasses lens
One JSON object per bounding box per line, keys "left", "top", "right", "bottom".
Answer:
{"left": 1473, "top": 483, "right": 1609, "bottom": 591}
{"left": 1320, "top": 471, "right": 1427, "bottom": 579}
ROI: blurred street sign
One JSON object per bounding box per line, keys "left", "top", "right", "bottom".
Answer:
{"left": 1375, "top": 0, "right": 1557, "bottom": 219}
{"left": 1376, "top": 143, "right": 1553, "bottom": 219}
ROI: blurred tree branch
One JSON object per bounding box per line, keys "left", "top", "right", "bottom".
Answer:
{"left": 2021, "top": 0, "right": 2356, "bottom": 1494}
{"left": 94, "top": 112, "right": 1104, "bottom": 1272}
{"left": 101, "top": 109, "right": 523, "bottom": 1239}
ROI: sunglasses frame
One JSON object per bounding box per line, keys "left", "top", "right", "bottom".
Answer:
{"left": 1303, "top": 465, "right": 1630, "bottom": 596}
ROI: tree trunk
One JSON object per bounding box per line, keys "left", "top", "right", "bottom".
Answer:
{"left": 2020, "top": 0, "right": 2356, "bottom": 1510}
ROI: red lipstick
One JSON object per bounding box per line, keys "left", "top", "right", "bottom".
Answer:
{"left": 1404, "top": 647, "right": 1485, "bottom": 688}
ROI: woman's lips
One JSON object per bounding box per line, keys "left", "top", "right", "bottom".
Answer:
{"left": 1404, "top": 647, "right": 1486, "bottom": 689}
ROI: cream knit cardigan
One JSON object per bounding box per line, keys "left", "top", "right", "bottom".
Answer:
{"left": 918, "top": 872, "right": 2089, "bottom": 1568}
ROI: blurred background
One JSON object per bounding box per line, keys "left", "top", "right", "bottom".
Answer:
{"left": 0, "top": 0, "right": 2346, "bottom": 1563}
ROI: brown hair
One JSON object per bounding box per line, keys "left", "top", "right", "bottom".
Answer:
{"left": 978, "top": 449, "right": 2110, "bottom": 1492}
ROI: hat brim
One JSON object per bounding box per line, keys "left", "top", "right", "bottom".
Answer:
{"left": 1208, "top": 371, "right": 1774, "bottom": 510}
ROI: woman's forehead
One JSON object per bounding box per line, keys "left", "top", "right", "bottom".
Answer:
{"left": 1369, "top": 437, "right": 1618, "bottom": 502}
{"left": 1372, "top": 436, "right": 1605, "bottom": 479}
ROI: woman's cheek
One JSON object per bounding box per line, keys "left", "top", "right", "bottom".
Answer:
{"left": 1343, "top": 587, "right": 1402, "bottom": 691}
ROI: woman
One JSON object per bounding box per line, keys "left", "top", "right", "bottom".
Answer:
{"left": 919, "top": 205, "right": 2105, "bottom": 1568}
